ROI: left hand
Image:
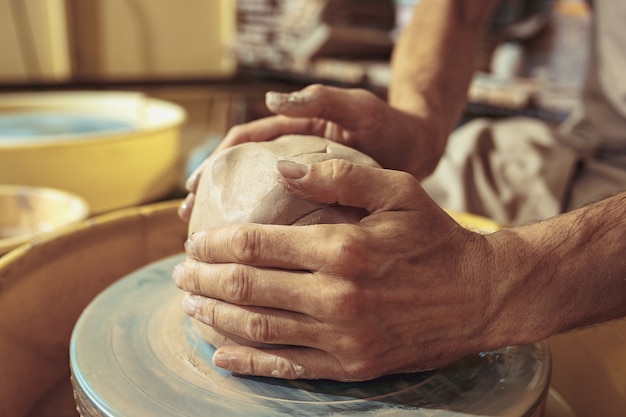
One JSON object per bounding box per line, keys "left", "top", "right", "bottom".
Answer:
{"left": 173, "top": 159, "right": 501, "bottom": 381}
{"left": 178, "top": 84, "right": 444, "bottom": 221}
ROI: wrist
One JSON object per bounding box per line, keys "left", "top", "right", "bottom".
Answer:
{"left": 482, "top": 228, "right": 557, "bottom": 347}
{"left": 449, "top": 228, "right": 515, "bottom": 355}
{"left": 483, "top": 195, "right": 626, "bottom": 348}
{"left": 394, "top": 107, "right": 447, "bottom": 180}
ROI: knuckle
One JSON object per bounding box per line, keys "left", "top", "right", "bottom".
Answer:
{"left": 230, "top": 225, "right": 263, "bottom": 264}
{"left": 223, "top": 264, "right": 253, "bottom": 303}
{"left": 244, "top": 312, "right": 273, "bottom": 343}
{"left": 329, "top": 230, "right": 369, "bottom": 274}
{"left": 344, "top": 359, "right": 378, "bottom": 381}
{"left": 332, "top": 340, "right": 380, "bottom": 381}
{"left": 238, "top": 353, "right": 259, "bottom": 375}
{"left": 270, "top": 356, "right": 305, "bottom": 380}
{"left": 395, "top": 171, "right": 421, "bottom": 193}
{"left": 353, "top": 87, "right": 377, "bottom": 104}
{"left": 333, "top": 330, "right": 370, "bottom": 357}
{"left": 196, "top": 299, "right": 216, "bottom": 326}
{"left": 187, "top": 233, "right": 211, "bottom": 261}
{"left": 226, "top": 124, "right": 245, "bottom": 138}
{"left": 326, "top": 158, "right": 355, "bottom": 183}
{"left": 323, "top": 284, "right": 363, "bottom": 321}
{"left": 309, "top": 116, "right": 325, "bottom": 131}
{"left": 186, "top": 263, "right": 203, "bottom": 293}
{"left": 304, "top": 83, "right": 325, "bottom": 96}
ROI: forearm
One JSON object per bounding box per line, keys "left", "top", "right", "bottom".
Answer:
{"left": 390, "top": 0, "right": 499, "bottom": 148}
{"left": 487, "top": 192, "right": 626, "bottom": 346}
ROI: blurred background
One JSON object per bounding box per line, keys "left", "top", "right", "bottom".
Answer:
{"left": 0, "top": 0, "right": 591, "bottom": 204}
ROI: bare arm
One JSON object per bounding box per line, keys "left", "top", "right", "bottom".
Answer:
{"left": 487, "top": 192, "right": 626, "bottom": 346}
{"left": 390, "top": 0, "right": 500, "bottom": 175}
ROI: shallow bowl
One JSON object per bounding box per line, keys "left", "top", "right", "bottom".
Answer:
{"left": 0, "top": 184, "right": 89, "bottom": 255}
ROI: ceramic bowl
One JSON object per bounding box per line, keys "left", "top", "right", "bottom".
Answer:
{"left": 0, "top": 91, "right": 186, "bottom": 214}
{"left": 0, "top": 185, "right": 89, "bottom": 255}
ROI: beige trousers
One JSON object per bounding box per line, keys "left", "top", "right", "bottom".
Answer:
{"left": 421, "top": 116, "right": 626, "bottom": 226}
{"left": 423, "top": 1, "right": 626, "bottom": 226}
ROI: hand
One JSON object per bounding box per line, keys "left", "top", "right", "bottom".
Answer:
{"left": 178, "top": 84, "right": 444, "bottom": 221}
{"left": 173, "top": 159, "right": 505, "bottom": 381}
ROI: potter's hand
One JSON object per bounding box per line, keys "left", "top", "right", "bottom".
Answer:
{"left": 174, "top": 159, "right": 502, "bottom": 381}
{"left": 178, "top": 84, "right": 442, "bottom": 221}
{"left": 216, "top": 84, "right": 441, "bottom": 178}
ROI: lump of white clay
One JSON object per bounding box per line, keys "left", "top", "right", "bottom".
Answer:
{"left": 188, "top": 134, "right": 381, "bottom": 348}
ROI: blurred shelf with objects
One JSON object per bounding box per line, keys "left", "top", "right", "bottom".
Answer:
{"left": 0, "top": 0, "right": 591, "bottom": 196}
{"left": 234, "top": 0, "right": 591, "bottom": 124}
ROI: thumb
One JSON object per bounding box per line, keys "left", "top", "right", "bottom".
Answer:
{"left": 266, "top": 85, "right": 381, "bottom": 128}
{"left": 276, "top": 159, "right": 424, "bottom": 214}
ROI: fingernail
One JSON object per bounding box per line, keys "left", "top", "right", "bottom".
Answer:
{"left": 185, "top": 231, "right": 204, "bottom": 259}
{"left": 185, "top": 170, "right": 201, "bottom": 192}
{"left": 178, "top": 194, "right": 194, "bottom": 221}
{"left": 213, "top": 351, "right": 232, "bottom": 369}
{"left": 184, "top": 237, "right": 196, "bottom": 258}
{"left": 266, "top": 90, "right": 314, "bottom": 108}
{"left": 172, "top": 264, "right": 184, "bottom": 287}
{"left": 276, "top": 160, "right": 308, "bottom": 179}
{"left": 265, "top": 91, "right": 289, "bottom": 108}
{"left": 182, "top": 295, "right": 197, "bottom": 315}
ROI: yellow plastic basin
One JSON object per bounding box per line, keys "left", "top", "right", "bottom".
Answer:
{"left": 0, "top": 91, "right": 186, "bottom": 214}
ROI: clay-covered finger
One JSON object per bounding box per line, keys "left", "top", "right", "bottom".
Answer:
{"left": 215, "top": 116, "right": 326, "bottom": 154}
{"left": 211, "top": 345, "right": 383, "bottom": 382}
{"left": 181, "top": 295, "right": 322, "bottom": 349}
{"left": 266, "top": 85, "right": 382, "bottom": 131}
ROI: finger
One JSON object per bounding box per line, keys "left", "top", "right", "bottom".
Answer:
{"left": 212, "top": 346, "right": 374, "bottom": 382}
{"left": 185, "top": 223, "right": 356, "bottom": 272}
{"left": 173, "top": 260, "right": 321, "bottom": 314}
{"left": 277, "top": 159, "right": 426, "bottom": 215}
{"left": 213, "top": 346, "right": 315, "bottom": 379}
{"left": 266, "top": 84, "right": 380, "bottom": 130}
{"left": 182, "top": 294, "right": 323, "bottom": 349}
{"left": 184, "top": 159, "right": 210, "bottom": 193}
{"left": 182, "top": 161, "right": 428, "bottom": 272}
{"left": 214, "top": 115, "right": 325, "bottom": 154}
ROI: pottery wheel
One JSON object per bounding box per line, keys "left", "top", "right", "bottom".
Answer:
{"left": 70, "top": 254, "right": 551, "bottom": 417}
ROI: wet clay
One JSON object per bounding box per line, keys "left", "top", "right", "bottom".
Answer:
{"left": 187, "top": 135, "right": 381, "bottom": 348}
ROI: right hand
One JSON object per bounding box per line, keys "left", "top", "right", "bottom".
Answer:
{"left": 174, "top": 158, "right": 504, "bottom": 381}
